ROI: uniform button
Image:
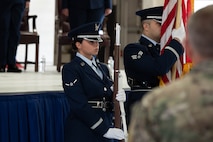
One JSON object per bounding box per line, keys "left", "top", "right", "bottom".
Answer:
{"left": 104, "top": 87, "right": 107, "bottom": 91}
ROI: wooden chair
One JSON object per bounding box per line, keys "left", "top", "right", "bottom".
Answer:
{"left": 57, "top": 33, "right": 72, "bottom": 72}
{"left": 19, "top": 9, "right": 39, "bottom": 72}
{"left": 56, "top": 0, "right": 73, "bottom": 72}
{"left": 56, "top": 16, "right": 73, "bottom": 72}
{"left": 97, "top": 18, "right": 110, "bottom": 64}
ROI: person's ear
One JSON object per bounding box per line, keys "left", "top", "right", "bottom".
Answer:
{"left": 143, "top": 22, "right": 149, "bottom": 30}
{"left": 75, "top": 42, "right": 81, "bottom": 49}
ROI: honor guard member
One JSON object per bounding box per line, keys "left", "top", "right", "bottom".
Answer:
{"left": 62, "top": 22, "right": 125, "bottom": 142}
{"left": 123, "top": 6, "right": 184, "bottom": 126}
{"left": 128, "top": 5, "right": 213, "bottom": 142}
{"left": 61, "top": 0, "right": 112, "bottom": 30}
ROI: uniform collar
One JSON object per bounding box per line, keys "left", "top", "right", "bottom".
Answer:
{"left": 141, "top": 34, "right": 159, "bottom": 46}
{"left": 76, "top": 52, "right": 96, "bottom": 67}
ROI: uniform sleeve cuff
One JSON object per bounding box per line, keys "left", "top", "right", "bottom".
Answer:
{"left": 165, "top": 39, "right": 184, "bottom": 58}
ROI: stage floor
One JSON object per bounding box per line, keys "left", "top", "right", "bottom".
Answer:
{"left": 0, "top": 65, "right": 129, "bottom": 94}
{"left": 0, "top": 65, "right": 63, "bottom": 94}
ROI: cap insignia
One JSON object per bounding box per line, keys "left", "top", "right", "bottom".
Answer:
{"left": 95, "top": 23, "right": 99, "bottom": 31}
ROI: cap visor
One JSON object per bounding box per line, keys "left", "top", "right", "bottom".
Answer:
{"left": 83, "top": 37, "right": 103, "bottom": 42}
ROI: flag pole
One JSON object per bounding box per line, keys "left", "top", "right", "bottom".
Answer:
{"left": 175, "top": 0, "right": 182, "bottom": 28}
{"left": 171, "top": 0, "right": 182, "bottom": 80}
{"left": 182, "top": 0, "right": 194, "bottom": 76}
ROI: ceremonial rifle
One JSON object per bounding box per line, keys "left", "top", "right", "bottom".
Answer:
{"left": 113, "top": 23, "right": 128, "bottom": 142}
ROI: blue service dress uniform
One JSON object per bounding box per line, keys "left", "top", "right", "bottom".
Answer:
{"left": 123, "top": 36, "right": 184, "bottom": 125}
{"left": 62, "top": 56, "right": 114, "bottom": 142}
{"left": 0, "top": 0, "right": 29, "bottom": 70}
{"left": 62, "top": 0, "right": 112, "bottom": 29}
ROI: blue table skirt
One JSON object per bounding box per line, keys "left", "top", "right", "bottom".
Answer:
{"left": 0, "top": 92, "right": 70, "bottom": 142}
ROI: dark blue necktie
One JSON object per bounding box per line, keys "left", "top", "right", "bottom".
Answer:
{"left": 92, "top": 62, "right": 103, "bottom": 79}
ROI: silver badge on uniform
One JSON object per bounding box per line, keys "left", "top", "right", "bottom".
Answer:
{"left": 80, "top": 62, "right": 85, "bottom": 66}
{"left": 65, "top": 79, "right": 78, "bottom": 86}
{"left": 148, "top": 44, "right": 153, "bottom": 47}
{"left": 131, "top": 55, "right": 137, "bottom": 59}
{"left": 137, "top": 51, "right": 143, "bottom": 59}
{"left": 131, "top": 50, "right": 143, "bottom": 60}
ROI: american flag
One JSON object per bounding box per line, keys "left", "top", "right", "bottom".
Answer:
{"left": 159, "top": 0, "right": 193, "bottom": 86}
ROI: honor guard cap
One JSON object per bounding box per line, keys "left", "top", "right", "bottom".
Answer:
{"left": 68, "top": 22, "right": 103, "bottom": 42}
{"left": 136, "top": 6, "right": 163, "bottom": 23}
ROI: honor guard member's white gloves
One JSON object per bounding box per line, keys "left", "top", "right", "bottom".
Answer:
{"left": 116, "top": 89, "right": 126, "bottom": 102}
{"left": 103, "top": 128, "right": 125, "bottom": 140}
{"left": 103, "top": 89, "right": 126, "bottom": 140}
{"left": 172, "top": 22, "right": 186, "bottom": 43}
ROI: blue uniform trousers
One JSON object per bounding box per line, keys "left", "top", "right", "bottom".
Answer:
{"left": 0, "top": 0, "right": 25, "bottom": 67}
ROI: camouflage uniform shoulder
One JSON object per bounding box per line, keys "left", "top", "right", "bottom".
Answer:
{"left": 130, "top": 62, "right": 213, "bottom": 142}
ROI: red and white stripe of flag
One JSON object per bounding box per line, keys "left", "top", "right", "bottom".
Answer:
{"left": 160, "top": 0, "right": 190, "bottom": 85}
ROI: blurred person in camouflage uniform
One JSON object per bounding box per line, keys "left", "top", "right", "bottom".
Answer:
{"left": 128, "top": 5, "right": 213, "bottom": 142}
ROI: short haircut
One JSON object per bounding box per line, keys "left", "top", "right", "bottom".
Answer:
{"left": 71, "top": 37, "right": 83, "bottom": 51}
{"left": 188, "top": 5, "right": 213, "bottom": 58}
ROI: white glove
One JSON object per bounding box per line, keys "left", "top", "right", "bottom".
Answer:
{"left": 103, "top": 128, "right": 125, "bottom": 140}
{"left": 116, "top": 89, "right": 126, "bottom": 102}
{"left": 172, "top": 21, "right": 186, "bottom": 43}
